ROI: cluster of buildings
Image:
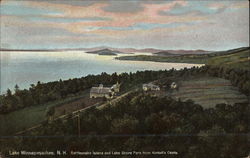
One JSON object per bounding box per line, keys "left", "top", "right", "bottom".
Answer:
{"left": 142, "top": 82, "right": 177, "bottom": 92}
{"left": 90, "top": 81, "right": 178, "bottom": 99}
{"left": 142, "top": 83, "right": 160, "bottom": 91}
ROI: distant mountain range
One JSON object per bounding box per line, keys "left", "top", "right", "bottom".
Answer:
{"left": 81, "top": 47, "right": 212, "bottom": 55}
{"left": 1, "top": 47, "right": 212, "bottom": 55}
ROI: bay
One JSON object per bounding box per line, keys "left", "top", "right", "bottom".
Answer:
{"left": 0, "top": 51, "right": 202, "bottom": 94}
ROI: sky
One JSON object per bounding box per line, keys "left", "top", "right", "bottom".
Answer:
{"left": 0, "top": 0, "right": 249, "bottom": 51}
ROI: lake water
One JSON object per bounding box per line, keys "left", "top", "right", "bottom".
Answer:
{"left": 0, "top": 51, "right": 202, "bottom": 94}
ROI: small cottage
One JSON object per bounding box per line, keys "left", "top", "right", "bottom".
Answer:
{"left": 111, "top": 82, "right": 120, "bottom": 93}
{"left": 142, "top": 83, "right": 160, "bottom": 91}
{"left": 170, "top": 82, "right": 178, "bottom": 89}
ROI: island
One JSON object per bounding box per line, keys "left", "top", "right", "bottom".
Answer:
{"left": 86, "top": 49, "right": 123, "bottom": 56}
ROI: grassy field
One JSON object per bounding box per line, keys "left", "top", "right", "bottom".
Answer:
{"left": 207, "top": 48, "right": 249, "bottom": 70}
{"left": 0, "top": 90, "right": 91, "bottom": 135}
{"left": 0, "top": 85, "right": 141, "bottom": 135}
{"left": 54, "top": 97, "right": 102, "bottom": 117}
{"left": 169, "top": 77, "right": 248, "bottom": 108}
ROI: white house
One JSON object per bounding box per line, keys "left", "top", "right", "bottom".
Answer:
{"left": 170, "top": 82, "right": 177, "bottom": 89}
{"left": 142, "top": 83, "right": 160, "bottom": 91}
{"left": 90, "top": 83, "right": 120, "bottom": 98}
{"left": 111, "top": 82, "right": 120, "bottom": 93}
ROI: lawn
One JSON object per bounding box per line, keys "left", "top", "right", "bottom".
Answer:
{"left": 170, "top": 77, "right": 248, "bottom": 108}
{"left": 207, "top": 49, "right": 249, "bottom": 70}
{"left": 0, "top": 90, "right": 90, "bottom": 135}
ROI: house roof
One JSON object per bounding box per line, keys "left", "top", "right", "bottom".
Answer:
{"left": 143, "top": 83, "right": 159, "bottom": 88}
{"left": 171, "top": 82, "right": 177, "bottom": 85}
{"left": 90, "top": 87, "right": 111, "bottom": 94}
{"left": 111, "top": 83, "right": 119, "bottom": 89}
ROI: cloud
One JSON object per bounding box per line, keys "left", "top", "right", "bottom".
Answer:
{"left": 160, "top": 1, "right": 229, "bottom": 16}
{"left": 11, "top": 0, "right": 203, "bottom": 35}
{"left": 229, "top": 1, "right": 249, "bottom": 9}
{"left": 102, "top": 1, "right": 144, "bottom": 13}
{"left": 1, "top": 1, "right": 62, "bottom": 16}
{"left": 27, "top": 16, "right": 111, "bottom": 23}
{"left": 86, "top": 21, "right": 199, "bottom": 31}
{"left": 32, "top": 0, "right": 99, "bottom": 7}
{"left": 0, "top": 0, "right": 249, "bottom": 50}
{"left": 208, "top": 2, "right": 226, "bottom": 10}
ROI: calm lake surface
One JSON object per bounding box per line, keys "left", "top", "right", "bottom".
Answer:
{"left": 0, "top": 51, "right": 203, "bottom": 94}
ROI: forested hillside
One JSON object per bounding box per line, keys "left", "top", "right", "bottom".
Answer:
{"left": 1, "top": 64, "right": 249, "bottom": 114}
{"left": 116, "top": 47, "right": 250, "bottom": 66}
{"left": 207, "top": 47, "right": 249, "bottom": 70}
{"left": 1, "top": 91, "right": 249, "bottom": 157}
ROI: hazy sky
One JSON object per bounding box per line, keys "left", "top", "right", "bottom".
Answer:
{"left": 0, "top": 0, "right": 249, "bottom": 50}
